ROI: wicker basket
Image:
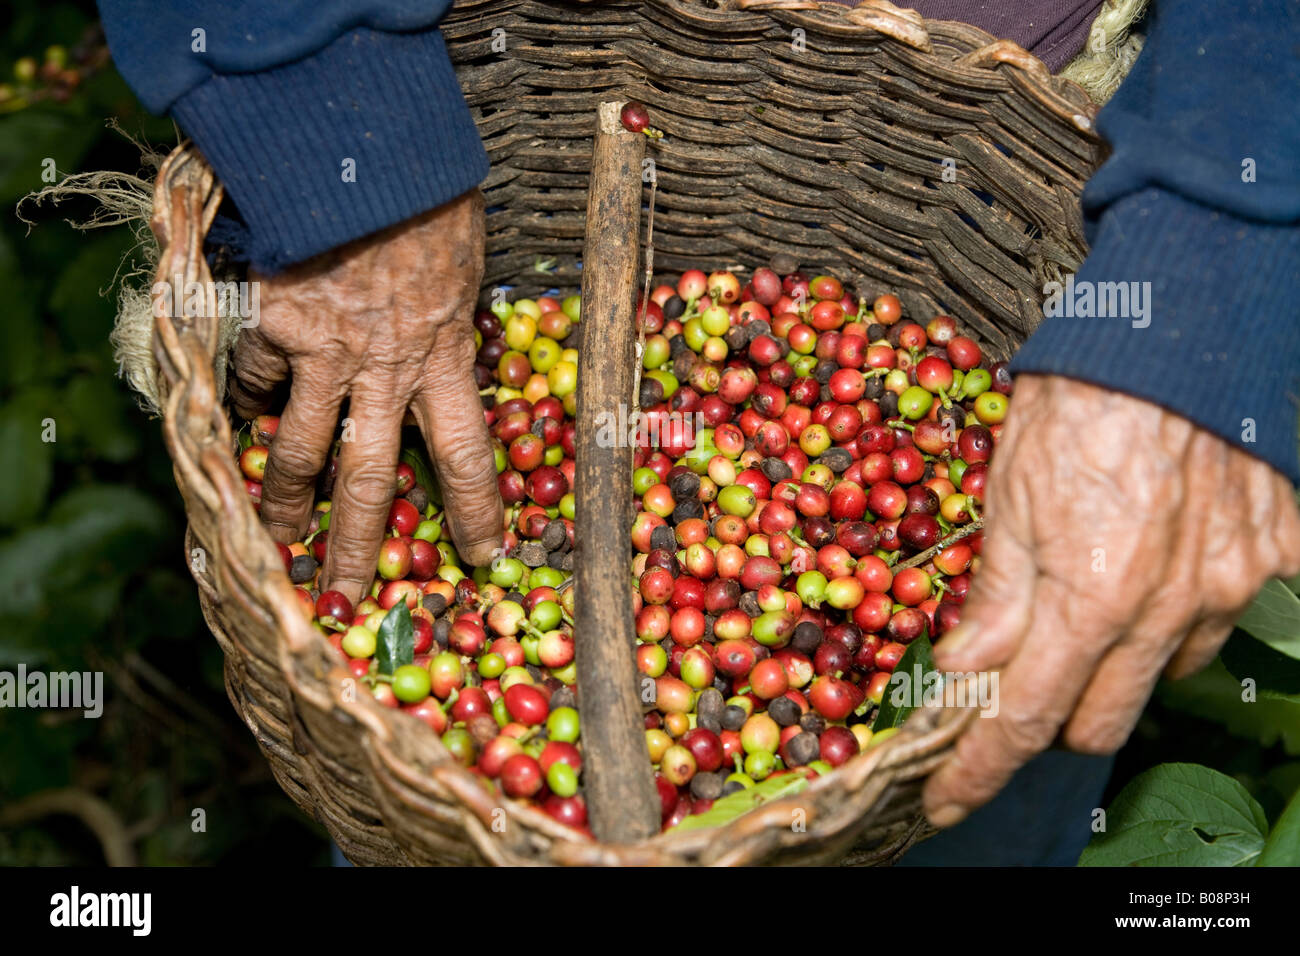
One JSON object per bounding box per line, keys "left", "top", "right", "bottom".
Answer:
{"left": 150, "top": 0, "right": 1102, "bottom": 865}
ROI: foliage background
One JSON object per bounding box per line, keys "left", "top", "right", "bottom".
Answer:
{"left": 0, "top": 0, "right": 1296, "bottom": 866}
{"left": 0, "top": 1, "right": 327, "bottom": 865}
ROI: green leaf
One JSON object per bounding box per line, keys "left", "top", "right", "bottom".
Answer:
{"left": 0, "top": 485, "right": 169, "bottom": 664}
{"left": 1233, "top": 579, "right": 1300, "bottom": 661}
{"left": 672, "top": 772, "right": 809, "bottom": 832}
{"left": 1258, "top": 788, "right": 1300, "bottom": 866}
{"left": 400, "top": 442, "right": 442, "bottom": 508}
{"left": 872, "top": 633, "right": 937, "bottom": 731}
{"left": 1158, "top": 658, "right": 1300, "bottom": 755}
{"left": 375, "top": 602, "right": 414, "bottom": 677}
{"left": 1219, "top": 629, "right": 1300, "bottom": 699}
{"left": 0, "top": 390, "right": 58, "bottom": 529}
{"left": 1079, "top": 763, "right": 1268, "bottom": 867}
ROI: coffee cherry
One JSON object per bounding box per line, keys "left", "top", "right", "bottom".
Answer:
{"left": 872, "top": 294, "right": 902, "bottom": 325}
{"left": 392, "top": 664, "right": 432, "bottom": 703}
{"left": 819, "top": 726, "right": 860, "bottom": 767}
{"left": 661, "top": 744, "right": 697, "bottom": 786}
{"left": 808, "top": 675, "right": 855, "bottom": 720}
{"left": 740, "top": 713, "right": 781, "bottom": 754}
{"left": 341, "top": 625, "right": 377, "bottom": 660}
{"left": 500, "top": 753, "right": 544, "bottom": 798}
{"left": 946, "top": 336, "right": 982, "bottom": 370}
{"left": 621, "top": 100, "right": 650, "bottom": 132}
{"left": 974, "top": 391, "right": 1009, "bottom": 424}
{"left": 239, "top": 445, "right": 268, "bottom": 481}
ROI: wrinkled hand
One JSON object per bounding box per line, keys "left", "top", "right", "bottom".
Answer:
{"left": 924, "top": 374, "right": 1300, "bottom": 827}
{"left": 229, "top": 189, "right": 503, "bottom": 605}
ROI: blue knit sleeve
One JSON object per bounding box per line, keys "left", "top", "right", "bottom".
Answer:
{"left": 97, "top": 2, "right": 488, "bottom": 272}
{"left": 1010, "top": 0, "right": 1300, "bottom": 483}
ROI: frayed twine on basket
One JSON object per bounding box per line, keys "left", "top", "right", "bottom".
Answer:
{"left": 17, "top": 126, "right": 242, "bottom": 417}
{"left": 1059, "top": 0, "right": 1149, "bottom": 105}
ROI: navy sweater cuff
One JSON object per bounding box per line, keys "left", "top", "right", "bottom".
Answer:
{"left": 1011, "top": 187, "right": 1300, "bottom": 485}
{"left": 171, "top": 27, "right": 487, "bottom": 273}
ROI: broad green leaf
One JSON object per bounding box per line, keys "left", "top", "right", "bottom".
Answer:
{"left": 872, "top": 633, "right": 937, "bottom": 731}
{"left": 1219, "top": 630, "right": 1300, "bottom": 699}
{"left": 672, "top": 772, "right": 809, "bottom": 832}
{"left": 375, "top": 602, "right": 414, "bottom": 677}
{"left": 1233, "top": 579, "right": 1300, "bottom": 661}
{"left": 1258, "top": 788, "right": 1300, "bottom": 866}
{"left": 1079, "top": 763, "right": 1268, "bottom": 867}
{"left": 1158, "top": 659, "right": 1300, "bottom": 755}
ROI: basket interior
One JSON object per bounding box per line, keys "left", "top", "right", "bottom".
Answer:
{"left": 442, "top": 0, "right": 1101, "bottom": 359}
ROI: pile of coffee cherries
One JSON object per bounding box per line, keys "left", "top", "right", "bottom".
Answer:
{"left": 236, "top": 259, "right": 1011, "bottom": 836}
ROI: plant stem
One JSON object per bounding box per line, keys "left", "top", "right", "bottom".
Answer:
{"left": 894, "top": 518, "right": 985, "bottom": 571}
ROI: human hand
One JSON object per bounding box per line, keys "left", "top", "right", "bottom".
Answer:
{"left": 229, "top": 189, "right": 503, "bottom": 605}
{"left": 924, "top": 374, "right": 1300, "bottom": 827}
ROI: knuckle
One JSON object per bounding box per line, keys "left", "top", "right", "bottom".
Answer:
{"left": 337, "top": 463, "right": 399, "bottom": 511}
{"left": 1204, "top": 566, "right": 1264, "bottom": 613}
{"left": 268, "top": 444, "right": 324, "bottom": 487}
{"left": 994, "top": 706, "right": 1057, "bottom": 760}
{"left": 439, "top": 441, "right": 495, "bottom": 487}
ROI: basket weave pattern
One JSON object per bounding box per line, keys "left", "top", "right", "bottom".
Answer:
{"left": 154, "top": 0, "right": 1100, "bottom": 865}
{"left": 450, "top": 0, "right": 1101, "bottom": 358}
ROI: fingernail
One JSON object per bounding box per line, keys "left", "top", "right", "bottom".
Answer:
{"left": 461, "top": 538, "right": 504, "bottom": 567}
{"left": 927, "top": 803, "right": 969, "bottom": 829}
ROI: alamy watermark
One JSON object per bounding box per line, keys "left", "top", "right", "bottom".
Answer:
{"left": 594, "top": 404, "right": 706, "bottom": 449}
{"left": 0, "top": 663, "right": 103, "bottom": 718}
{"left": 152, "top": 274, "right": 261, "bottom": 329}
{"left": 50, "top": 886, "right": 150, "bottom": 936}
{"left": 1043, "top": 274, "right": 1151, "bottom": 329}
{"left": 886, "top": 665, "right": 1000, "bottom": 717}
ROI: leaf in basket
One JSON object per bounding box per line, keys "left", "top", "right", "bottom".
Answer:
{"left": 1078, "top": 763, "right": 1268, "bottom": 867}
{"left": 672, "top": 772, "right": 809, "bottom": 832}
{"left": 400, "top": 445, "right": 442, "bottom": 508}
{"left": 871, "top": 634, "right": 937, "bottom": 732}
{"left": 375, "top": 602, "right": 414, "bottom": 677}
